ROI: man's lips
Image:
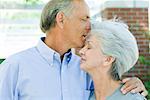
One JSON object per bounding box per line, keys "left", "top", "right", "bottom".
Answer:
{"left": 83, "top": 34, "right": 87, "bottom": 37}
{"left": 82, "top": 34, "right": 88, "bottom": 41}
{"left": 83, "top": 32, "right": 88, "bottom": 38}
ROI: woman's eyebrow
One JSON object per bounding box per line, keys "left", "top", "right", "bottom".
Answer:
{"left": 87, "top": 40, "right": 98, "bottom": 48}
{"left": 86, "top": 34, "right": 92, "bottom": 39}
{"left": 87, "top": 41, "right": 93, "bottom": 46}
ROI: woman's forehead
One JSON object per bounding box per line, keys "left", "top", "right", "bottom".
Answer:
{"left": 86, "top": 34, "right": 97, "bottom": 42}
{"left": 86, "top": 36, "right": 98, "bottom": 45}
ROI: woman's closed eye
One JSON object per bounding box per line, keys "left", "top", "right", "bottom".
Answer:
{"left": 87, "top": 46, "right": 91, "bottom": 49}
{"left": 86, "top": 43, "right": 92, "bottom": 50}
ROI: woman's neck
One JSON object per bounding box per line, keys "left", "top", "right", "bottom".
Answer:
{"left": 90, "top": 70, "right": 121, "bottom": 100}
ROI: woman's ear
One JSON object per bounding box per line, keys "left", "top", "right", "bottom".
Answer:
{"left": 56, "top": 11, "right": 65, "bottom": 29}
{"left": 104, "top": 56, "right": 115, "bottom": 66}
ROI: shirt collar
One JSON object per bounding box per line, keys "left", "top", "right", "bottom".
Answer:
{"left": 36, "top": 37, "right": 55, "bottom": 66}
{"left": 36, "top": 37, "right": 73, "bottom": 65}
{"left": 64, "top": 49, "right": 72, "bottom": 63}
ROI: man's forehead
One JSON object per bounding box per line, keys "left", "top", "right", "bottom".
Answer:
{"left": 72, "top": 0, "right": 90, "bottom": 12}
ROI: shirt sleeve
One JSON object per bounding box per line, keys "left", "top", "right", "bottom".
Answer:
{"left": 0, "top": 59, "right": 19, "bottom": 100}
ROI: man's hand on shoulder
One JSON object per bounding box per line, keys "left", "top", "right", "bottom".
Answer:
{"left": 121, "top": 77, "right": 148, "bottom": 97}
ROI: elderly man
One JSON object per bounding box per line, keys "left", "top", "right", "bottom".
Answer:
{"left": 0, "top": 0, "right": 147, "bottom": 100}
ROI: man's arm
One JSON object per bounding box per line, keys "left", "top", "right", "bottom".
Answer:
{"left": 121, "top": 77, "right": 148, "bottom": 96}
{"left": 0, "top": 60, "right": 19, "bottom": 100}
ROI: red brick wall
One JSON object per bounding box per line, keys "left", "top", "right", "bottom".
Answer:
{"left": 101, "top": 8, "right": 150, "bottom": 82}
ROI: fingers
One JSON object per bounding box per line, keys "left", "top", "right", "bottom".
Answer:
{"left": 121, "top": 79, "right": 137, "bottom": 94}
{"left": 122, "top": 77, "right": 131, "bottom": 83}
{"left": 121, "top": 77, "right": 144, "bottom": 94}
{"left": 130, "top": 87, "right": 143, "bottom": 93}
{"left": 141, "top": 90, "right": 148, "bottom": 97}
{"left": 121, "top": 77, "right": 148, "bottom": 97}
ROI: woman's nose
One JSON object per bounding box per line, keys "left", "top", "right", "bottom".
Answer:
{"left": 79, "top": 45, "right": 87, "bottom": 56}
{"left": 79, "top": 48, "right": 85, "bottom": 56}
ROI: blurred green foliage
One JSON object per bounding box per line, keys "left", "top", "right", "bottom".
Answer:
{"left": 139, "top": 56, "right": 150, "bottom": 99}
{"left": 139, "top": 56, "right": 150, "bottom": 66}
{"left": 25, "top": 0, "right": 42, "bottom": 5}
{"left": 0, "top": 59, "right": 4, "bottom": 64}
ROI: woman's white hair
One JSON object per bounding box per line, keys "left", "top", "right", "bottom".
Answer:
{"left": 91, "top": 20, "right": 139, "bottom": 80}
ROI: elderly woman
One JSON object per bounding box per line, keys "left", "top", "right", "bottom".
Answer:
{"left": 79, "top": 20, "right": 146, "bottom": 100}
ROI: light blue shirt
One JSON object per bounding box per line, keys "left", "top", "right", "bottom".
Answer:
{"left": 0, "top": 37, "right": 92, "bottom": 100}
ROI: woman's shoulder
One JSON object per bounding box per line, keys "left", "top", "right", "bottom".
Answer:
{"left": 88, "top": 92, "right": 146, "bottom": 100}
{"left": 124, "top": 92, "right": 147, "bottom": 100}
{"left": 106, "top": 84, "right": 147, "bottom": 100}
{"left": 88, "top": 84, "right": 147, "bottom": 100}
{"left": 108, "top": 88, "right": 146, "bottom": 100}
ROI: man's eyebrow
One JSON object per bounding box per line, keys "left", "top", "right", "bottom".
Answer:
{"left": 86, "top": 16, "right": 90, "bottom": 19}
{"left": 82, "top": 15, "right": 90, "bottom": 19}
{"left": 86, "top": 40, "right": 93, "bottom": 46}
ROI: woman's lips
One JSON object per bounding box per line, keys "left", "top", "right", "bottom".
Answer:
{"left": 80, "top": 57, "right": 86, "bottom": 63}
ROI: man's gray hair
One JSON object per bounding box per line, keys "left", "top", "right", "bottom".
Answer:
{"left": 91, "top": 20, "right": 139, "bottom": 81}
{"left": 40, "top": 0, "right": 75, "bottom": 33}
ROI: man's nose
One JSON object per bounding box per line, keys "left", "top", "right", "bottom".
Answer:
{"left": 86, "top": 21, "right": 91, "bottom": 33}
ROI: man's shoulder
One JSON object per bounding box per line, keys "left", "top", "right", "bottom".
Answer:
{"left": 3, "top": 47, "right": 37, "bottom": 64}
{"left": 0, "top": 47, "right": 38, "bottom": 74}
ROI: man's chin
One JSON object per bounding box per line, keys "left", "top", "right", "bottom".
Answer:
{"left": 80, "top": 64, "right": 85, "bottom": 70}
{"left": 75, "top": 43, "right": 84, "bottom": 49}
{"left": 79, "top": 42, "right": 85, "bottom": 48}
{"left": 80, "top": 65, "right": 88, "bottom": 72}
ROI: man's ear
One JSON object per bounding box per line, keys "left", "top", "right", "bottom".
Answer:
{"left": 104, "top": 56, "right": 115, "bottom": 66}
{"left": 56, "top": 11, "right": 65, "bottom": 29}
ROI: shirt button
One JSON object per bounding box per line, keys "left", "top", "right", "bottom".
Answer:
{"left": 67, "top": 58, "right": 70, "bottom": 62}
{"left": 50, "top": 63, "right": 53, "bottom": 67}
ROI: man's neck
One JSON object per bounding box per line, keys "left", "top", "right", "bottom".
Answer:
{"left": 91, "top": 70, "right": 120, "bottom": 100}
{"left": 44, "top": 31, "right": 70, "bottom": 56}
